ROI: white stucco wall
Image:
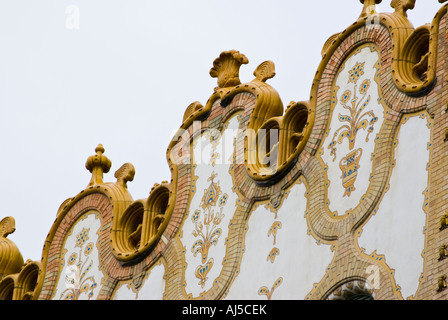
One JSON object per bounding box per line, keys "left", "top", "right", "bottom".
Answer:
{"left": 357, "top": 114, "right": 430, "bottom": 299}
{"left": 225, "top": 181, "right": 334, "bottom": 300}
{"left": 112, "top": 260, "right": 166, "bottom": 300}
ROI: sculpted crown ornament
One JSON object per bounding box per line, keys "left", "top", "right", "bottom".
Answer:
{"left": 209, "top": 50, "right": 249, "bottom": 89}
{"left": 85, "top": 144, "right": 112, "bottom": 186}
{"left": 390, "top": 0, "right": 416, "bottom": 17}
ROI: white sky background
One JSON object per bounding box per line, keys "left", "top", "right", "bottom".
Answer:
{"left": 0, "top": 1, "right": 442, "bottom": 262}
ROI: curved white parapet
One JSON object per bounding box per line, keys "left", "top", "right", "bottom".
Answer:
{"left": 181, "top": 114, "right": 242, "bottom": 298}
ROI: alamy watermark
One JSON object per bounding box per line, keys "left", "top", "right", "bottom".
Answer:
{"left": 169, "top": 121, "right": 280, "bottom": 172}
{"left": 65, "top": 265, "right": 80, "bottom": 290}
{"left": 65, "top": 5, "right": 80, "bottom": 30}
{"left": 366, "top": 264, "right": 381, "bottom": 290}
{"left": 365, "top": 5, "right": 381, "bottom": 29}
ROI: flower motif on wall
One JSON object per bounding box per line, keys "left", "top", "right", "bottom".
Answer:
{"left": 258, "top": 277, "right": 283, "bottom": 300}
{"left": 201, "top": 173, "right": 221, "bottom": 209}
{"left": 348, "top": 62, "right": 365, "bottom": 84}
{"left": 191, "top": 172, "right": 228, "bottom": 288}
{"left": 59, "top": 228, "right": 98, "bottom": 300}
{"left": 191, "top": 210, "right": 201, "bottom": 223}
{"left": 209, "top": 152, "right": 221, "bottom": 167}
{"left": 327, "top": 60, "right": 378, "bottom": 197}
{"left": 75, "top": 228, "right": 90, "bottom": 248}
{"left": 68, "top": 253, "right": 77, "bottom": 265}
{"left": 267, "top": 221, "right": 282, "bottom": 245}
{"left": 359, "top": 79, "right": 371, "bottom": 94}
{"left": 341, "top": 90, "right": 351, "bottom": 104}
{"left": 194, "top": 259, "right": 214, "bottom": 289}
{"left": 267, "top": 247, "right": 280, "bottom": 263}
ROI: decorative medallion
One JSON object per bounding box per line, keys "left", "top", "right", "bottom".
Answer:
{"left": 319, "top": 44, "right": 385, "bottom": 216}
{"left": 53, "top": 212, "right": 105, "bottom": 300}
{"left": 59, "top": 227, "right": 97, "bottom": 300}
{"left": 328, "top": 59, "right": 378, "bottom": 197}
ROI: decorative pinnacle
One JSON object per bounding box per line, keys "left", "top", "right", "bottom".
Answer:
{"left": 85, "top": 144, "right": 112, "bottom": 186}
{"left": 359, "top": 0, "right": 382, "bottom": 18}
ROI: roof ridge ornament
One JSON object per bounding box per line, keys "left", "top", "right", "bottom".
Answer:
{"left": 85, "top": 144, "right": 112, "bottom": 186}
{"left": 390, "top": 0, "right": 416, "bottom": 17}
{"left": 359, "top": 0, "right": 382, "bottom": 18}
{"left": 0, "top": 217, "right": 15, "bottom": 238}
{"left": 253, "top": 60, "right": 276, "bottom": 83}
{"left": 210, "top": 50, "right": 249, "bottom": 90}
{"left": 0, "top": 216, "right": 24, "bottom": 279}
{"left": 114, "top": 163, "right": 135, "bottom": 189}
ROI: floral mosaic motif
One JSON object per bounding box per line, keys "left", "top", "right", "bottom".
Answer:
{"left": 267, "top": 221, "right": 282, "bottom": 245}
{"left": 328, "top": 60, "right": 378, "bottom": 197}
{"left": 60, "top": 227, "right": 98, "bottom": 300}
{"left": 191, "top": 171, "right": 228, "bottom": 288}
{"left": 194, "top": 259, "right": 214, "bottom": 289}
{"left": 76, "top": 228, "right": 90, "bottom": 248}
{"left": 265, "top": 217, "right": 284, "bottom": 264}
{"left": 266, "top": 247, "right": 280, "bottom": 263}
{"left": 339, "top": 148, "right": 363, "bottom": 197}
{"left": 348, "top": 62, "right": 365, "bottom": 84}
{"left": 208, "top": 152, "right": 220, "bottom": 167}
{"left": 258, "top": 277, "right": 283, "bottom": 300}
{"left": 201, "top": 173, "right": 221, "bottom": 209}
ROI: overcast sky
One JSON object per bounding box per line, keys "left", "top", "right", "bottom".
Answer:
{"left": 0, "top": 1, "right": 443, "bottom": 262}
